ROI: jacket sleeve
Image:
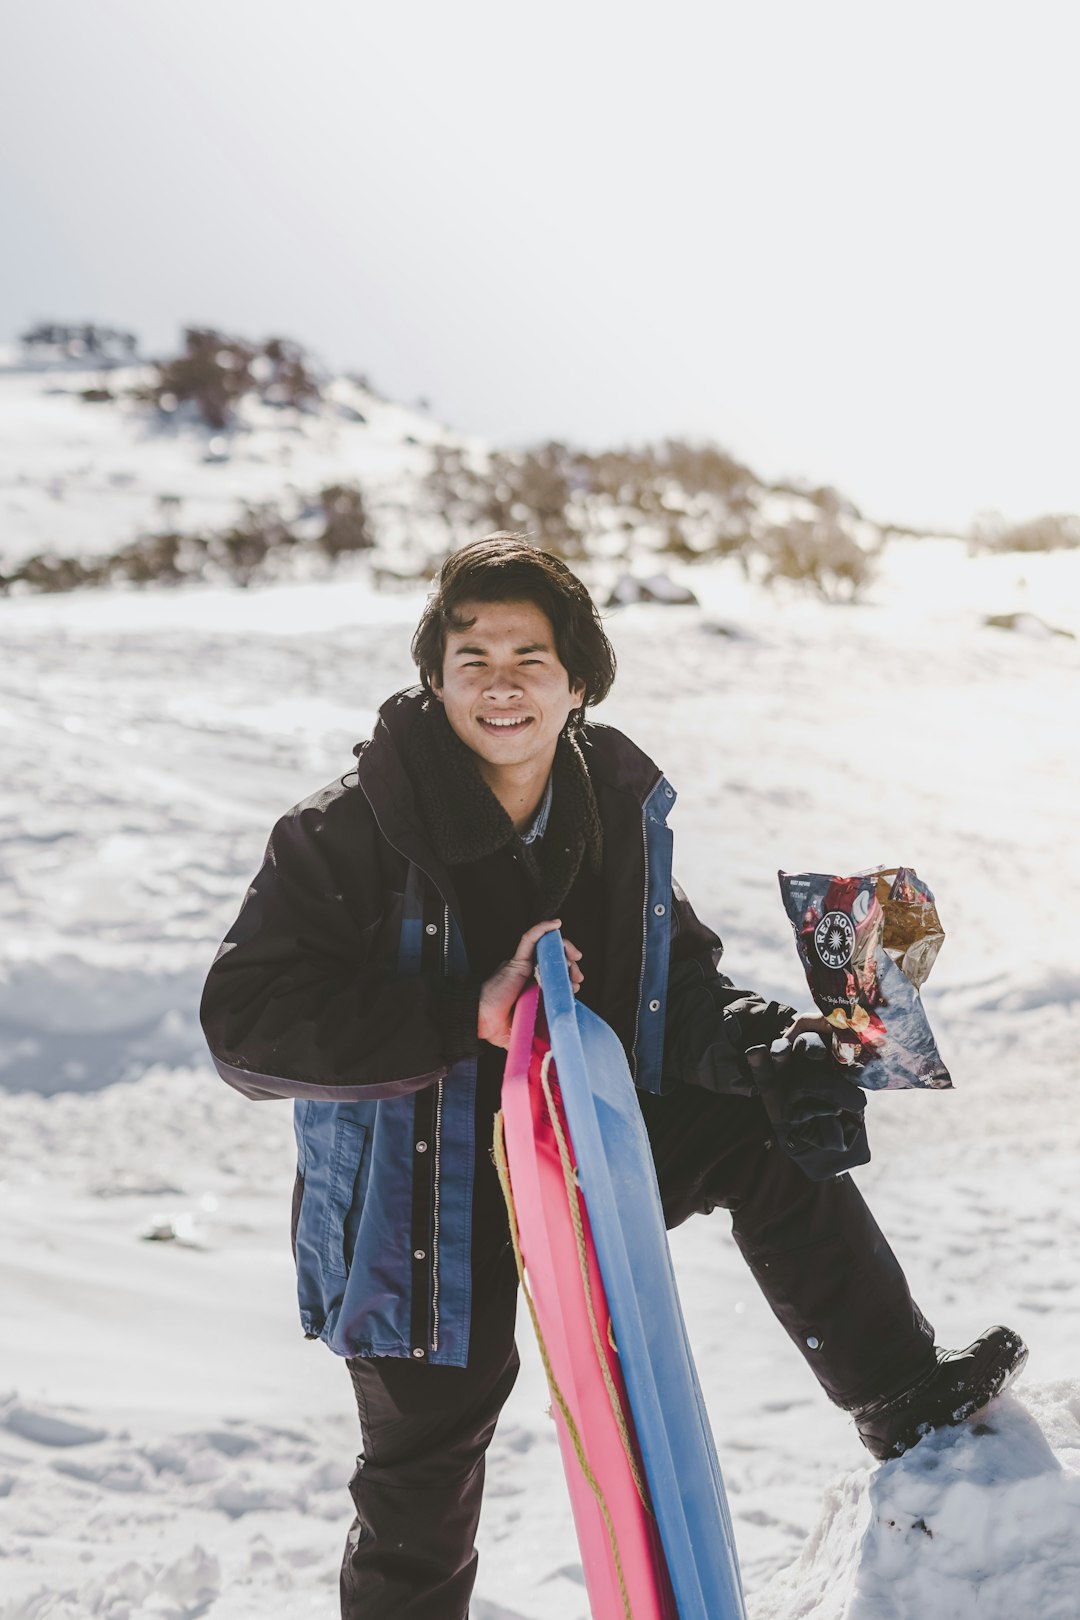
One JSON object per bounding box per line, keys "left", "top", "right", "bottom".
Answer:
{"left": 200, "top": 793, "right": 479, "bottom": 1102}
{"left": 662, "top": 877, "right": 797, "bottom": 1094}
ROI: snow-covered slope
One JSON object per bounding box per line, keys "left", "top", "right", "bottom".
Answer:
{"left": 1, "top": 547, "right": 1078, "bottom": 1618}
{"left": 0, "top": 348, "right": 907, "bottom": 598}
{"left": 0, "top": 355, "right": 452, "bottom": 574}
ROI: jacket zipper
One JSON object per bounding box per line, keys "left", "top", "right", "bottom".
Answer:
{"left": 431, "top": 902, "right": 451, "bottom": 1353}
{"left": 631, "top": 810, "right": 650, "bottom": 1080}
{"left": 631, "top": 774, "right": 663, "bottom": 1080}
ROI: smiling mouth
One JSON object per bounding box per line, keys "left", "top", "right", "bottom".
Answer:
{"left": 478, "top": 716, "right": 533, "bottom": 733}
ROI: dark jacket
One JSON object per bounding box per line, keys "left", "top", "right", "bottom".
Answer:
{"left": 200, "top": 687, "right": 792, "bottom": 1364}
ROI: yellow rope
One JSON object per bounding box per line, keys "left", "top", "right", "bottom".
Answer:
{"left": 536, "top": 1050, "right": 651, "bottom": 1511}
{"left": 493, "top": 1108, "right": 636, "bottom": 1620}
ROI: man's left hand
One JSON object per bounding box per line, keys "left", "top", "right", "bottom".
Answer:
{"left": 782, "top": 1011, "right": 833, "bottom": 1044}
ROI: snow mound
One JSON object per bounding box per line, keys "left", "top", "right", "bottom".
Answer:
{"left": 2, "top": 1545, "right": 221, "bottom": 1620}
{"left": 1, "top": 1399, "right": 107, "bottom": 1449}
{"left": 760, "top": 1384, "right": 1080, "bottom": 1620}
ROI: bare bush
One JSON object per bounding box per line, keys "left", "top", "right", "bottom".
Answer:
{"left": 757, "top": 515, "right": 875, "bottom": 601}
{"left": 0, "top": 482, "right": 376, "bottom": 595}
{"left": 425, "top": 438, "right": 759, "bottom": 562}
{"left": 316, "top": 485, "right": 375, "bottom": 557}
{"left": 139, "top": 328, "right": 321, "bottom": 429}
{"left": 970, "top": 512, "right": 1080, "bottom": 553}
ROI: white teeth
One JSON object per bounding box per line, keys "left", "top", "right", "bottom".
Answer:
{"left": 482, "top": 717, "right": 529, "bottom": 728}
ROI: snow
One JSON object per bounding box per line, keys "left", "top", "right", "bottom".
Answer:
{"left": 2, "top": 458, "right": 1079, "bottom": 1615}
{"left": 0, "top": 360, "right": 454, "bottom": 572}
{"left": 764, "top": 1385, "right": 1080, "bottom": 1619}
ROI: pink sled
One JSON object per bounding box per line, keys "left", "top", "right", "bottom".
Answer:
{"left": 499, "top": 984, "right": 678, "bottom": 1619}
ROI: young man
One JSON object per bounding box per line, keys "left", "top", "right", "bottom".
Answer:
{"left": 200, "top": 534, "right": 1025, "bottom": 1620}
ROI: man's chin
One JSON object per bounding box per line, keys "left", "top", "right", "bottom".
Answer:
{"left": 467, "top": 726, "right": 552, "bottom": 768}
{"left": 471, "top": 722, "right": 538, "bottom": 749}
{"left": 472, "top": 738, "right": 535, "bottom": 765}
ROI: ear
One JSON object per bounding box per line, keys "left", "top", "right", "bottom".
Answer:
{"left": 428, "top": 671, "right": 445, "bottom": 703}
{"left": 570, "top": 678, "right": 586, "bottom": 707}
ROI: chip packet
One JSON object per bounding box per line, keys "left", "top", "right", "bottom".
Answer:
{"left": 778, "top": 867, "right": 951, "bottom": 1090}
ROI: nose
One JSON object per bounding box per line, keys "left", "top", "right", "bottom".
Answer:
{"left": 483, "top": 666, "right": 524, "bottom": 700}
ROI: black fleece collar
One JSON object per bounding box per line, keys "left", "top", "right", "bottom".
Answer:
{"left": 403, "top": 698, "right": 603, "bottom": 919}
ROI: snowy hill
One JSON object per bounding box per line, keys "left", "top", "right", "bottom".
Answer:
{"left": 0, "top": 334, "right": 914, "bottom": 600}
{"left": 2, "top": 543, "right": 1079, "bottom": 1616}
{"left": 0, "top": 344, "right": 454, "bottom": 581}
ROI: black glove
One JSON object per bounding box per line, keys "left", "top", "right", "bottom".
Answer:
{"left": 744, "top": 1033, "right": 871, "bottom": 1181}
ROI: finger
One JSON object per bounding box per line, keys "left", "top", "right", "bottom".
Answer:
{"left": 782, "top": 1013, "right": 832, "bottom": 1041}
{"left": 562, "top": 940, "right": 582, "bottom": 960}
{"left": 505, "top": 920, "right": 563, "bottom": 976}
{"left": 517, "top": 919, "right": 562, "bottom": 953}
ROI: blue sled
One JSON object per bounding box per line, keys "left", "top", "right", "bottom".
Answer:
{"left": 536, "top": 929, "right": 748, "bottom": 1620}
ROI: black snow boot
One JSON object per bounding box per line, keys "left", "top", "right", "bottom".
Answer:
{"left": 852, "top": 1325, "right": 1028, "bottom": 1461}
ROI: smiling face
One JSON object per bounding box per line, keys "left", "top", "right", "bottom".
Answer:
{"left": 429, "top": 597, "right": 586, "bottom": 784}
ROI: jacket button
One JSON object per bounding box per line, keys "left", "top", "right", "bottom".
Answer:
{"left": 411, "top": 1347, "right": 425, "bottom": 1358}
{"left": 648, "top": 999, "right": 660, "bottom": 1012}
{"left": 415, "top": 1141, "right": 428, "bottom": 1153}
{"left": 664, "top": 786, "right": 674, "bottom": 798}
{"left": 806, "top": 1336, "right": 821, "bottom": 1350}
{"left": 654, "top": 903, "right": 666, "bottom": 916}
{"left": 413, "top": 1248, "right": 426, "bottom": 1261}
{"left": 425, "top": 923, "right": 439, "bottom": 936}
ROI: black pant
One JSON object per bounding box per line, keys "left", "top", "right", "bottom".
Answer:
{"left": 340, "top": 1089, "right": 935, "bottom": 1619}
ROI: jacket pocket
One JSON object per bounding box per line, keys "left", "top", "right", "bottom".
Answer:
{"left": 321, "top": 1118, "right": 369, "bottom": 1278}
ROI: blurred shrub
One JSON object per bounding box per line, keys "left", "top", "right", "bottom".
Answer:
{"left": 428, "top": 442, "right": 581, "bottom": 557}
{"left": 427, "top": 438, "right": 760, "bottom": 563}
{"left": 19, "top": 321, "right": 138, "bottom": 364}
{"left": 1, "top": 553, "right": 108, "bottom": 592}
{"left": 0, "top": 484, "right": 374, "bottom": 594}
{"left": 970, "top": 512, "right": 1080, "bottom": 553}
{"left": 138, "top": 328, "right": 321, "bottom": 429}
{"left": 756, "top": 514, "right": 875, "bottom": 601}
{"left": 317, "top": 484, "right": 376, "bottom": 557}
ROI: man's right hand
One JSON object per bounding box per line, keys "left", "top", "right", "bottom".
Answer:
{"left": 477, "top": 919, "right": 583, "bottom": 1050}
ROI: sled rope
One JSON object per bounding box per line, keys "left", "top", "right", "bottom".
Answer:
{"left": 536, "top": 1049, "right": 651, "bottom": 1512}
{"left": 493, "top": 1108, "right": 636, "bottom": 1620}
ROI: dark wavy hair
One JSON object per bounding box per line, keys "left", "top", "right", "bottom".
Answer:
{"left": 411, "top": 533, "right": 616, "bottom": 730}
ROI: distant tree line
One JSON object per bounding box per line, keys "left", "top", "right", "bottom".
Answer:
{"left": 0, "top": 484, "right": 374, "bottom": 595}
{"left": 20, "top": 322, "right": 138, "bottom": 364}
{"left": 426, "top": 440, "right": 877, "bottom": 601}
{"left": 12, "top": 319, "right": 1079, "bottom": 599}
{"left": 970, "top": 512, "right": 1080, "bottom": 553}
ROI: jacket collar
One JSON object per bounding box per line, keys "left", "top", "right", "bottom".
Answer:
{"left": 356, "top": 686, "right": 664, "bottom": 811}
{"left": 351, "top": 687, "right": 667, "bottom": 919}
{"left": 358, "top": 688, "right": 610, "bottom": 920}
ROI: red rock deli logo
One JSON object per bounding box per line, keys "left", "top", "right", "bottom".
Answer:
{"left": 814, "top": 910, "right": 856, "bottom": 969}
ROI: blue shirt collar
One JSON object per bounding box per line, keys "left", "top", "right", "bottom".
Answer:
{"left": 520, "top": 773, "right": 553, "bottom": 844}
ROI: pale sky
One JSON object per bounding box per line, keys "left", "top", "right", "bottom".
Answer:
{"left": 2, "top": 0, "right": 1078, "bottom": 532}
